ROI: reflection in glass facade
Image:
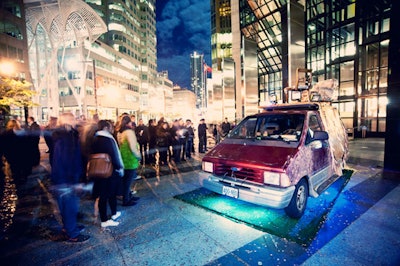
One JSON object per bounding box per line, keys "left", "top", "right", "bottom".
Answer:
{"left": 305, "top": 0, "right": 391, "bottom": 135}
{"left": 239, "top": 0, "right": 305, "bottom": 104}
{"left": 234, "top": 0, "right": 391, "bottom": 136}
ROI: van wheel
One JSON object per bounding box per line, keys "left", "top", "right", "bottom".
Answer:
{"left": 285, "top": 179, "right": 309, "bottom": 218}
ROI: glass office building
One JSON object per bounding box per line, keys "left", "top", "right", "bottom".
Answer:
{"left": 190, "top": 51, "right": 206, "bottom": 109}
{"left": 236, "top": 0, "right": 391, "bottom": 136}
{"left": 305, "top": 0, "right": 391, "bottom": 136}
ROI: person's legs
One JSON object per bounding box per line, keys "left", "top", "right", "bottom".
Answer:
{"left": 96, "top": 179, "right": 109, "bottom": 222}
{"left": 143, "top": 142, "right": 149, "bottom": 164}
{"left": 108, "top": 176, "right": 119, "bottom": 215}
{"left": 181, "top": 139, "right": 186, "bottom": 160}
{"left": 58, "top": 189, "right": 80, "bottom": 238}
{"left": 159, "top": 147, "right": 168, "bottom": 164}
{"left": 185, "top": 138, "right": 192, "bottom": 158}
{"left": 173, "top": 141, "right": 181, "bottom": 162}
{"left": 148, "top": 143, "right": 155, "bottom": 164}
{"left": 122, "top": 169, "right": 134, "bottom": 204}
{"left": 98, "top": 196, "right": 108, "bottom": 222}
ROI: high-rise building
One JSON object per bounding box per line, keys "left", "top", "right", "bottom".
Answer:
{"left": 209, "top": 0, "right": 236, "bottom": 123}
{"left": 0, "top": 0, "right": 29, "bottom": 81}
{"left": 190, "top": 51, "right": 206, "bottom": 110}
{"left": 211, "top": 0, "right": 232, "bottom": 71}
{"left": 155, "top": 71, "right": 174, "bottom": 120}
{"left": 0, "top": 0, "right": 31, "bottom": 123}
{"left": 80, "top": 0, "right": 158, "bottom": 119}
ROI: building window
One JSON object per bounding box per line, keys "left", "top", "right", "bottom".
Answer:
{"left": 0, "top": 20, "right": 23, "bottom": 40}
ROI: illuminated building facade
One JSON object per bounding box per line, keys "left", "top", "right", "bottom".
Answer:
{"left": 305, "top": 0, "right": 391, "bottom": 136}
{"left": 225, "top": 0, "right": 392, "bottom": 136}
{"left": 172, "top": 86, "right": 196, "bottom": 122}
{"left": 24, "top": 0, "right": 157, "bottom": 122}
{"left": 81, "top": 0, "right": 158, "bottom": 120}
{"left": 190, "top": 51, "right": 206, "bottom": 110}
{"left": 209, "top": 0, "right": 237, "bottom": 123}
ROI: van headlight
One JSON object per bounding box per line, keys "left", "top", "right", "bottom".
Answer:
{"left": 263, "top": 171, "right": 280, "bottom": 185}
{"left": 202, "top": 161, "right": 213, "bottom": 173}
{"left": 263, "top": 172, "right": 290, "bottom": 186}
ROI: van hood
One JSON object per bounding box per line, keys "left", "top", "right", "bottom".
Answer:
{"left": 205, "top": 142, "right": 298, "bottom": 169}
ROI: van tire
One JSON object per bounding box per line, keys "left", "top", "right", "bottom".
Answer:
{"left": 285, "top": 178, "right": 309, "bottom": 218}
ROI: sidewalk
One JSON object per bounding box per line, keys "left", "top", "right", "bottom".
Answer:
{"left": 0, "top": 138, "right": 399, "bottom": 265}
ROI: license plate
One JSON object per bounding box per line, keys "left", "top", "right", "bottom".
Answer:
{"left": 222, "top": 186, "right": 239, "bottom": 198}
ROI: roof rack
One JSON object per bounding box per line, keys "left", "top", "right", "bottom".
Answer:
{"left": 262, "top": 103, "right": 320, "bottom": 111}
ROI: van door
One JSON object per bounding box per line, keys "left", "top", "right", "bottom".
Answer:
{"left": 306, "top": 114, "right": 330, "bottom": 175}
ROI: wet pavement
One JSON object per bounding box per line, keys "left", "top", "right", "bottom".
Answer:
{"left": 0, "top": 138, "right": 399, "bottom": 265}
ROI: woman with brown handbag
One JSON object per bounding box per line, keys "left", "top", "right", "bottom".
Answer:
{"left": 91, "top": 120, "right": 125, "bottom": 227}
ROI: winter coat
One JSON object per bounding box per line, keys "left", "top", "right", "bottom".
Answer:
{"left": 156, "top": 126, "right": 171, "bottom": 147}
{"left": 51, "top": 127, "right": 83, "bottom": 185}
{"left": 135, "top": 124, "right": 149, "bottom": 144}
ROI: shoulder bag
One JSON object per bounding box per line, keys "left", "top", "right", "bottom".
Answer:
{"left": 86, "top": 153, "right": 113, "bottom": 179}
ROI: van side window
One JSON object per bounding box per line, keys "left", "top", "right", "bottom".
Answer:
{"left": 229, "top": 117, "right": 257, "bottom": 139}
{"left": 306, "top": 115, "right": 321, "bottom": 144}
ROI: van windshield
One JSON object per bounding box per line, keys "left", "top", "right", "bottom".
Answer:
{"left": 228, "top": 114, "right": 305, "bottom": 142}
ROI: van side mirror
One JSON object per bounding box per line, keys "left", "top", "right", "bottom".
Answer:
{"left": 313, "top": 131, "right": 329, "bottom": 141}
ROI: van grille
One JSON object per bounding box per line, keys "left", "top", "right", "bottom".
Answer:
{"left": 214, "top": 164, "right": 261, "bottom": 182}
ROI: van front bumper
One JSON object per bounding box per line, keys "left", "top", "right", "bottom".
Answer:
{"left": 199, "top": 172, "right": 295, "bottom": 209}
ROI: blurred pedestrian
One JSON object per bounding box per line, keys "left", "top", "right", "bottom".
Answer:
{"left": 91, "top": 120, "right": 125, "bottom": 227}
{"left": 43, "top": 116, "right": 58, "bottom": 165}
{"left": 26, "top": 116, "right": 41, "bottom": 167}
{"left": 156, "top": 121, "right": 170, "bottom": 166}
{"left": 185, "top": 119, "right": 194, "bottom": 159}
{"left": 1, "top": 119, "right": 33, "bottom": 196}
{"left": 117, "top": 116, "right": 141, "bottom": 206}
{"left": 170, "top": 119, "right": 181, "bottom": 163}
{"left": 147, "top": 119, "right": 157, "bottom": 165}
{"left": 50, "top": 112, "right": 89, "bottom": 243}
{"left": 136, "top": 118, "right": 149, "bottom": 165}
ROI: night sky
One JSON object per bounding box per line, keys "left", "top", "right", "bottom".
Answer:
{"left": 156, "top": 0, "right": 211, "bottom": 90}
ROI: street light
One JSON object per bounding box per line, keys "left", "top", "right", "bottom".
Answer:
{"left": 0, "top": 61, "right": 15, "bottom": 77}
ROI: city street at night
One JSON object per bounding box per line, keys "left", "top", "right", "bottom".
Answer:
{"left": 0, "top": 138, "right": 399, "bottom": 265}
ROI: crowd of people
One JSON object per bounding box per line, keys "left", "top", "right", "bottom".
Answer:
{"left": 0, "top": 112, "right": 229, "bottom": 243}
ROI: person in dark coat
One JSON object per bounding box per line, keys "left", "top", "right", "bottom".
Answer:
{"left": 170, "top": 119, "right": 181, "bottom": 163}
{"left": 156, "top": 122, "right": 170, "bottom": 166}
{"left": 147, "top": 119, "right": 157, "bottom": 165}
{"left": 1, "top": 119, "right": 33, "bottom": 196}
{"left": 221, "top": 117, "right": 231, "bottom": 137}
{"left": 198, "top": 118, "right": 207, "bottom": 153}
{"left": 135, "top": 118, "right": 149, "bottom": 165}
{"left": 51, "top": 113, "right": 89, "bottom": 243}
{"left": 26, "top": 116, "right": 41, "bottom": 167}
{"left": 91, "top": 120, "right": 125, "bottom": 227}
{"left": 185, "top": 119, "right": 194, "bottom": 159}
{"left": 43, "top": 116, "right": 58, "bottom": 166}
